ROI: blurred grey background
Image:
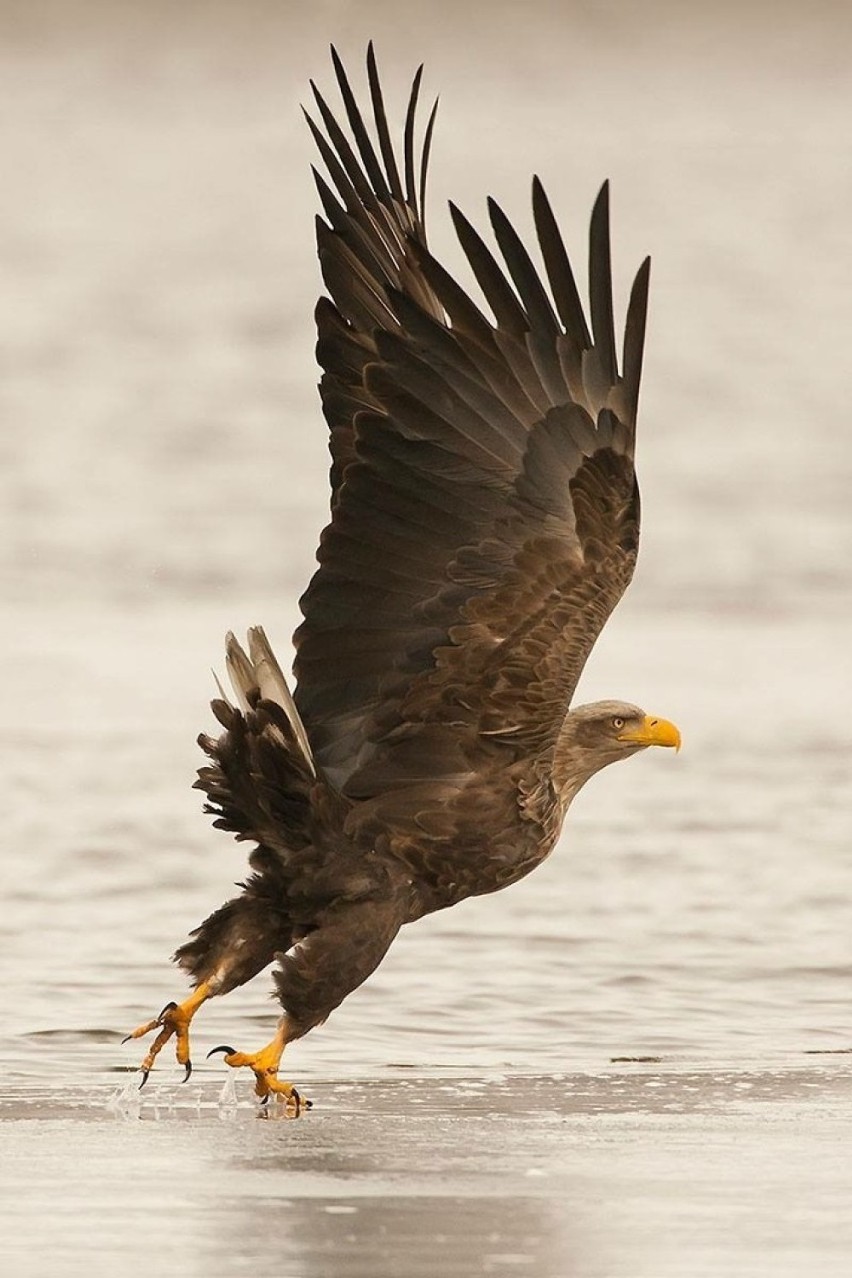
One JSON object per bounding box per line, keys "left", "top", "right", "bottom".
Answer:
{"left": 1, "top": 0, "right": 851, "bottom": 1078}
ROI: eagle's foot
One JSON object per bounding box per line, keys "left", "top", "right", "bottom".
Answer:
{"left": 122, "top": 981, "right": 213, "bottom": 1088}
{"left": 207, "top": 1031, "right": 311, "bottom": 1115}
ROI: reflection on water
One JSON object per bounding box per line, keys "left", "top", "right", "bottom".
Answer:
{"left": 211, "top": 1193, "right": 575, "bottom": 1278}
{"left": 5, "top": 1071, "right": 852, "bottom": 1278}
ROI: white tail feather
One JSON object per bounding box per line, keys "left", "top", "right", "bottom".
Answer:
{"left": 222, "top": 628, "right": 316, "bottom": 777}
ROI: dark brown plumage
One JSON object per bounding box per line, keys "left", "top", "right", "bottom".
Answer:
{"left": 123, "top": 46, "right": 680, "bottom": 1106}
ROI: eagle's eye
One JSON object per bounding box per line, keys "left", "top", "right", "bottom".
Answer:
{"left": 611, "top": 716, "right": 625, "bottom": 730}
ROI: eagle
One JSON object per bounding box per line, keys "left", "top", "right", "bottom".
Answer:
{"left": 123, "top": 46, "right": 680, "bottom": 1113}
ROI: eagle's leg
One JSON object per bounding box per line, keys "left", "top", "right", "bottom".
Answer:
{"left": 205, "top": 898, "right": 404, "bottom": 1112}
{"left": 122, "top": 976, "right": 221, "bottom": 1087}
{"left": 208, "top": 1017, "right": 309, "bottom": 1113}
{"left": 122, "top": 886, "right": 282, "bottom": 1086}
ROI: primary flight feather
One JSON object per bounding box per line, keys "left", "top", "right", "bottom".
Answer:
{"left": 123, "top": 45, "right": 680, "bottom": 1110}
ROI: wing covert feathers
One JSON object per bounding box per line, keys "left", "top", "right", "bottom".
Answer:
{"left": 293, "top": 48, "right": 650, "bottom": 800}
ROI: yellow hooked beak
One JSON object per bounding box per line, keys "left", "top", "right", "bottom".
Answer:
{"left": 618, "top": 715, "right": 681, "bottom": 751}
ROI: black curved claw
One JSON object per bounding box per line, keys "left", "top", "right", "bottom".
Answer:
{"left": 182, "top": 1060, "right": 192, "bottom": 1082}
{"left": 157, "top": 1001, "right": 178, "bottom": 1023}
{"left": 207, "top": 1045, "right": 236, "bottom": 1060}
{"left": 120, "top": 1033, "right": 133, "bottom": 1045}
{"left": 139, "top": 1068, "right": 150, "bottom": 1091}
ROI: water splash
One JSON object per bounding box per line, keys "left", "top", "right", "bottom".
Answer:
{"left": 106, "top": 1075, "right": 143, "bottom": 1121}
{"left": 217, "top": 1071, "right": 240, "bottom": 1121}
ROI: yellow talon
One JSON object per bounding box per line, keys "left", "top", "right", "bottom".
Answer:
{"left": 207, "top": 1021, "right": 310, "bottom": 1114}
{"left": 122, "top": 980, "right": 214, "bottom": 1086}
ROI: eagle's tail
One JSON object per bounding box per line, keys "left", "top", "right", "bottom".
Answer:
{"left": 222, "top": 627, "right": 315, "bottom": 780}
{"left": 169, "top": 629, "right": 318, "bottom": 988}
{"left": 193, "top": 628, "right": 316, "bottom": 850}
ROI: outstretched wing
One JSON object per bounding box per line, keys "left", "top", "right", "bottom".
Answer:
{"left": 293, "top": 47, "right": 650, "bottom": 798}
